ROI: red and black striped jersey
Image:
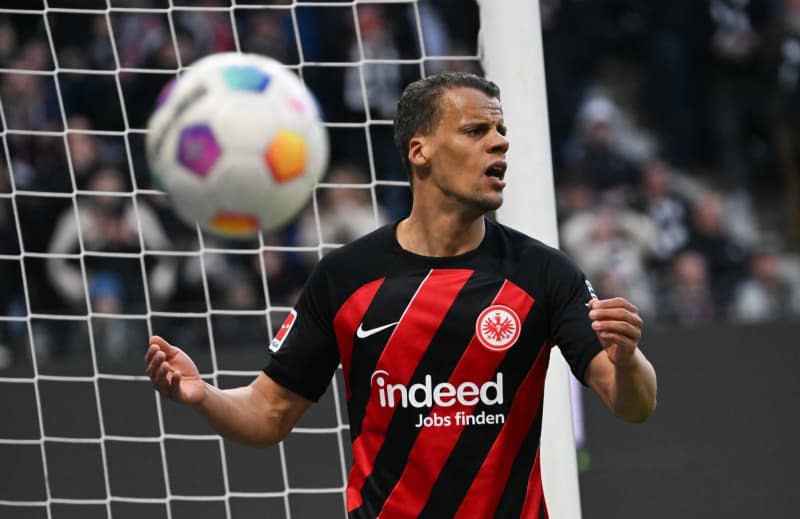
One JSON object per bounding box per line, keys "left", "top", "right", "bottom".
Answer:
{"left": 264, "top": 218, "right": 602, "bottom": 519}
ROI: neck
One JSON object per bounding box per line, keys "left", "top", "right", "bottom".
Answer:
{"left": 397, "top": 205, "right": 486, "bottom": 257}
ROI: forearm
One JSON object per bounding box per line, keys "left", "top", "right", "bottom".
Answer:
{"left": 192, "top": 383, "right": 290, "bottom": 447}
{"left": 147, "top": 340, "right": 310, "bottom": 448}
{"left": 607, "top": 349, "right": 657, "bottom": 423}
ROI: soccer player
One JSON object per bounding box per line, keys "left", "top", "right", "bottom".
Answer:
{"left": 145, "top": 72, "right": 657, "bottom": 518}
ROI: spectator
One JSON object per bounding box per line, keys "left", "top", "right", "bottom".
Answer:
{"left": 2, "top": 56, "right": 56, "bottom": 132}
{"left": 89, "top": 15, "right": 115, "bottom": 69}
{"left": 209, "top": 266, "right": 271, "bottom": 349}
{"left": 88, "top": 272, "right": 130, "bottom": 361}
{"left": 45, "top": 168, "right": 177, "bottom": 360}
{"left": 239, "top": 9, "right": 298, "bottom": 64}
{"left": 661, "top": 250, "right": 717, "bottom": 325}
{"left": 643, "top": 0, "right": 714, "bottom": 169}
{"left": 632, "top": 158, "right": 693, "bottom": 270}
{"left": 683, "top": 191, "right": 750, "bottom": 311}
{"left": 556, "top": 179, "right": 597, "bottom": 224}
{"left": 0, "top": 167, "right": 25, "bottom": 369}
{"left": 258, "top": 246, "right": 309, "bottom": 309}
{"left": 769, "top": 0, "right": 800, "bottom": 251}
{"left": 66, "top": 115, "right": 104, "bottom": 189}
{"left": 112, "top": 9, "right": 169, "bottom": 69}
{"left": 344, "top": 5, "right": 403, "bottom": 120}
{"left": 298, "top": 164, "right": 389, "bottom": 248}
{"left": 562, "top": 95, "right": 644, "bottom": 205}
{"left": 342, "top": 5, "right": 408, "bottom": 218}
{"left": 729, "top": 241, "right": 800, "bottom": 322}
{"left": 175, "top": 2, "right": 236, "bottom": 58}
{"left": 0, "top": 18, "right": 17, "bottom": 68}
{"left": 46, "top": 168, "right": 177, "bottom": 314}
{"left": 706, "top": 0, "right": 775, "bottom": 193}
{"left": 413, "top": 0, "right": 453, "bottom": 74}
{"left": 561, "top": 203, "right": 657, "bottom": 319}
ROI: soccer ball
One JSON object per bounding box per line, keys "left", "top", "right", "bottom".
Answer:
{"left": 146, "top": 52, "right": 328, "bottom": 238}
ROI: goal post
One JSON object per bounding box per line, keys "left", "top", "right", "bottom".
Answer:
{"left": 479, "top": 0, "right": 583, "bottom": 517}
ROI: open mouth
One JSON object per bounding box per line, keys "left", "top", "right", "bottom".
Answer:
{"left": 485, "top": 161, "right": 507, "bottom": 180}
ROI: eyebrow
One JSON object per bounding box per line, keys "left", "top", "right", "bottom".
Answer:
{"left": 461, "top": 120, "right": 506, "bottom": 134}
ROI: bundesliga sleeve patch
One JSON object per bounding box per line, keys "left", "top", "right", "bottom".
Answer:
{"left": 585, "top": 279, "right": 599, "bottom": 302}
{"left": 269, "top": 309, "right": 297, "bottom": 352}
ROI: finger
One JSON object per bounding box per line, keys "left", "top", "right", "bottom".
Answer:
{"left": 589, "top": 307, "right": 643, "bottom": 328}
{"left": 596, "top": 333, "right": 639, "bottom": 364}
{"left": 592, "top": 319, "right": 642, "bottom": 342}
{"left": 152, "top": 361, "right": 168, "bottom": 392}
{"left": 589, "top": 297, "right": 639, "bottom": 313}
{"left": 145, "top": 349, "right": 166, "bottom": 380}
{"left": 144, "top": 344, "right": 161, "bottom": 367}
{"left": 149, "top": 335, "right": 177, "bottom": 357}
{"left": 154, "top": 361, "right": 173, "bottom": 395}
{"left": 596, "top": 333, "right": 639, "bottom": 355}
{"left": 168, "top": 370, "right": 182, "bottom": 400}
{"left": 593, "top": 318, "right": 641, "bottom": 340}
{"left": 596, "top": 330, "right": 638, "bottom": 347}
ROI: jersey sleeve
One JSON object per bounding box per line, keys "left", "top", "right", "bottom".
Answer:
{"left": 263, "top": 259, "right": 340, "bottom": 402}
{"left": 546, "top": 251, "right": 603, "bottom": 385}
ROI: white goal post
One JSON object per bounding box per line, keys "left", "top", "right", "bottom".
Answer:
{"left": 479, "top": 1, "right": 583, "bottom": 517}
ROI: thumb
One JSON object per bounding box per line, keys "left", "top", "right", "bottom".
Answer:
{"left": 149, "top": 335, "right": 178, "bottom": 356}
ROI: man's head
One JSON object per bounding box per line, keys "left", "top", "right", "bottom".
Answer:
{"left": 394, "top": 72, "right": 501, "bottom": 179}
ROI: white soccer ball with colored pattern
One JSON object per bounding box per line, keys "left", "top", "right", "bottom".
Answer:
{"left": 146, "top": 52, "right": 328, "bottom": 238}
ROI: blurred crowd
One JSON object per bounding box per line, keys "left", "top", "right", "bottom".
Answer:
{"left": 1, "top": 0, "right": 800, "bottom": 369}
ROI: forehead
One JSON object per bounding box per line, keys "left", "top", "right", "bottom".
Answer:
{"left": 437, "top": 87, "right": 502, "bottom": 125}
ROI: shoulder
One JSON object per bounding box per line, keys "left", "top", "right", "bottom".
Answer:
{"left": 488, "top": 219, "right": 577, "bottom": 270}
{"left": 488, "top": 220, "right": 590, "bottom": 304}
{"left": 294, "top": 223, "right": 396, "bottom": 314}
{"left": 305, "top": 223, "right": 396, "bottom": 298}
{"left": 317, "top": 223, "right": 396, "bottom": 271}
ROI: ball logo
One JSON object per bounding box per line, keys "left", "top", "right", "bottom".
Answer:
{"left": 476, "top": 304, "right": 521, "bottom": 351}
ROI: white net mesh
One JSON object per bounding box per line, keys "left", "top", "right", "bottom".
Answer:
{"left": 0, "top": 1, "right": 482, "bottom": 518}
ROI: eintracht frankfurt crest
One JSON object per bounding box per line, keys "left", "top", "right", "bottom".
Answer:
{"left": 475, "top": 304, "right": 521, "bottom": 351}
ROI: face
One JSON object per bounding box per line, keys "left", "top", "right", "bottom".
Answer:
{"left": 409, "top": 87, "right": 509, "bottom": 214}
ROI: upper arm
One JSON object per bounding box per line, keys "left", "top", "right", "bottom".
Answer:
{"left": 249, "top": 372, "right": 313, "bottom": 443}
{"left": 263, "top": 259, "right": 342, "bottom": 402}
{"left": 542, "top": 250, "right": 604, "bottom": 383}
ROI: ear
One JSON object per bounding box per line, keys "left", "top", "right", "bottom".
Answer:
{"left": 408, "top": 135, "right": 431, "bottom": 170}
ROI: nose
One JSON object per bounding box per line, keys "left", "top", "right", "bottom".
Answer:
{"left": 488, "top": 129, "right": 509, "bottom": 154}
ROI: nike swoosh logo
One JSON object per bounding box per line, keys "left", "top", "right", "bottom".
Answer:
{"left": 356, "top": 321, "right": 399, "bottom": 339}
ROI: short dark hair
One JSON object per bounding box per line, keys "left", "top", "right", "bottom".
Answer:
{"left": 393, "top": 72, "right": 501, "bottom": 178}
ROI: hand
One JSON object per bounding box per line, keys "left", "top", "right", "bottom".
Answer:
{"left": 145, "top": 335, "right": 205, "bottom": 404}
{"left": 587, "top": 297, "right": 643, "bottom": 368}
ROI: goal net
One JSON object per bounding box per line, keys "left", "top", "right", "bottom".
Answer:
{"left": 0, "top": 1, "right": 578, "bottom": 518}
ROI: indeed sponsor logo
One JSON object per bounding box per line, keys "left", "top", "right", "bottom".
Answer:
{"left": 370, "top": 371, "right": 507, "bottom": 429}
{"left": 370, "top": 370, "right": 504, "bottom": 409}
